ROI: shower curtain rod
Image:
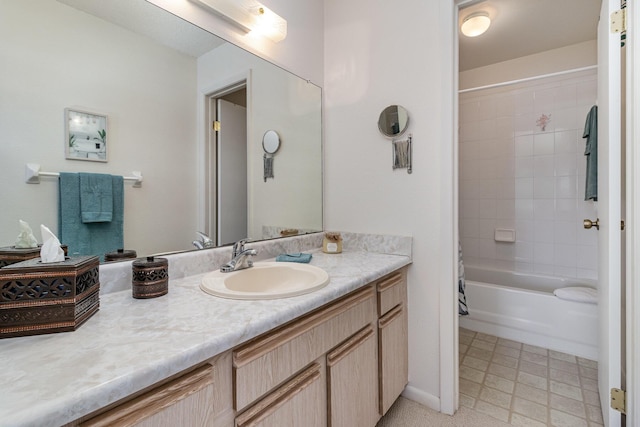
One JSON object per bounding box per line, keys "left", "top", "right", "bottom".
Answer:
{"left": 458, "top": 65, "right": 597, "bottom": 94}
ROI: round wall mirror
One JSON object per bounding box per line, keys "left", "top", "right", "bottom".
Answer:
{"left": 262, "top": 130, "right": 281, "bottom": 154}
{"left": 378, "top": 105, "right": 409, "bottom": 138}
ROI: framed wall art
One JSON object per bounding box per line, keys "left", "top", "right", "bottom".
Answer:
{"left": 65, "top": 108, "right": 108, "bottom": 162}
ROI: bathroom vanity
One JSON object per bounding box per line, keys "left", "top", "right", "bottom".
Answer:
{"left": 0, "top": 234, "right": 411, "bottom": 427}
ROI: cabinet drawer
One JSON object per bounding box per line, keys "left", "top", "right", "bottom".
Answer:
{"left": 376, "top": 269, "right": 406, "bottom": 316}
{"left": 233, "top": 285, "right": 376, "bottom": 411}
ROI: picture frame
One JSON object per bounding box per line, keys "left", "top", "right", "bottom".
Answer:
{"left": 65, "top": 108, "right": 108, "bottom": 162}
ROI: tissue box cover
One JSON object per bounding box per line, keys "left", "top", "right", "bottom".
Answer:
{"left": 0, "top": 245, "right": 68, "bottom": 268}
{"left": 0, "top": 255, "right": 99, "bottom": 338}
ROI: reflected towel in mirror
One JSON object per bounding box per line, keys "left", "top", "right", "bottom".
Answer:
{"left": 59, "top": 173, "right": 124, "bottom": 261}
{"left": 79, "top": 173, "right": 113, "bottom": 223}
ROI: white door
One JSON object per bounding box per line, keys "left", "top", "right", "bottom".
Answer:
{"left": 217, "top": 99, "right": 247, "bottom": 246}
{"left": 597, "top": 0, "right": 623, "bottom": 425}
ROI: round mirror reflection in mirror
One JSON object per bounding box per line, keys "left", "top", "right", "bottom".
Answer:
{"left": 262, "top": 130, "right": 281, "bottom": 154}
{"left": 378, "top": 105, "right": 409, "bottom": 138}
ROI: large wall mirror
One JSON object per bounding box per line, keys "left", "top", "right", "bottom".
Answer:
{"left": 0, "top": 0, "right": 322, "bottom": 261}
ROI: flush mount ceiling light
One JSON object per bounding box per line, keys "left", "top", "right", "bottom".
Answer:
{"left": 191, "top": 0, "right": 287, "bottom": 43}
{"left": 461, "top": 12, "right": 491, "bottom": 37}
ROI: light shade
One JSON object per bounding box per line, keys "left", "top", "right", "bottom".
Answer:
{"left": 191, "top": 0, "right": 287, "bottom": 43}
{"left": 461, "top": 12, "right": 491, "bottom": 37}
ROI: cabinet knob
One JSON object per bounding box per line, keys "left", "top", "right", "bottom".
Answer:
{"left": 583, "top": 218, "right": 600, "bottom": 230}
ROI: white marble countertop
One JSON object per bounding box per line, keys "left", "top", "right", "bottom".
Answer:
{"left": 0, "top": 249, "right": 411, "bottom": 427}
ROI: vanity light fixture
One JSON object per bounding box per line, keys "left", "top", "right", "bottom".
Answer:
{"left": 461, "top": 12, "right": 491, "bottom": 37}
{"left": 190, "top": 0, "right": 287, "bottom": 42}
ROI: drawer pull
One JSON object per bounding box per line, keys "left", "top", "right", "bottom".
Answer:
{"left": 376, "top": 272, "right": 403, "bottom": 293}
{"left": 235, "top": 363, "right": 321, "bottom": 427}
{"left": 327, "top": 325, "right": 375, "bottom": 367}
{"left": 378, "top": 304, "right": 403, "bottom": 329}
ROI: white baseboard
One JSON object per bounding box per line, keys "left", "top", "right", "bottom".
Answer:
{"left": 401, "top": 385, "right": 441, "bottom": 412}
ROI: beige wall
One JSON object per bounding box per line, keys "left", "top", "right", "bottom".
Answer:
{"left": 323, "top": 0, "right": 457, "bottom": 412}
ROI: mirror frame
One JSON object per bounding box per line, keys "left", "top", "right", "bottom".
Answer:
{"left": 378, "top": 105, "right": 409, "bottom": 138}
{"left": 262, "top": 130, "right": 281, "bottom": 154}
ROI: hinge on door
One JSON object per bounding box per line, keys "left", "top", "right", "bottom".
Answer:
{"left": 611, "top": 9, "right": 627, "bottom": 34}
{"left": 611, "top": 388, "right": 626, "bottom": 414}
{"left": 213, "top": 121, "right": 221, "bottom": 131}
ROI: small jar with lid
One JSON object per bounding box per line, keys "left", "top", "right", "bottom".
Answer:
{"left": 322, "top": 232, "right": 343, "bottom": 254}
{"left": 132, "top": 256, "right": 168, "bottom": 299}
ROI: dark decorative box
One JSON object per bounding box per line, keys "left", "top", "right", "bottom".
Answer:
{"left": 0, "top": 245, "right": 68, "bottom": 268}
{"left": 104, "top": 248, "right": 137, "bottom": 262}
{"left": 132, "top": 257, "right": 168, "bottom": 299}
{"left": 0, "top": 256, "right": 99, "bottom": 338}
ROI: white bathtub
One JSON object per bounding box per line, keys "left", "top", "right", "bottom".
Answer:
{"left": 459, "top": 266, "right": 599, "bottom": 360}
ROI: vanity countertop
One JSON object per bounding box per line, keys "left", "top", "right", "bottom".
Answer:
{"left": 0, "top": 249, "right": 411, "bottom": 427}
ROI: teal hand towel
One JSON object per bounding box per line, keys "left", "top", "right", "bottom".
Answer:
{"left": 276, "top": 253, "right": 312, "bottom": 263}
{"left": 59, "top": 173, "right": 124, "bottom": 261}
{"left": 583, "top": 105, "right": 598, "bottom": 201}
{"left": 79, "top": 173, "right": 113, "bottom": 223}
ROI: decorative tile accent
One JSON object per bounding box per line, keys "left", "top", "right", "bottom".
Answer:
{"left": 536, "top": 113, "right": 552, "bottom": 131}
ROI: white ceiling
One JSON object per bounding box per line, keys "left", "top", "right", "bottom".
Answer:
{"left": 57, "top": 0, "right": 225, "bottom": 57}
{"left": 58, "top": 0, "right": 602, "bottom": 72}
{"left": 459, "top": 0, "right": 602, "bottom": 71}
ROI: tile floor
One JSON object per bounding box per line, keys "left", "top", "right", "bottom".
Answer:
{"left": 459, "top": 328, "right": 604, "bottom": 426}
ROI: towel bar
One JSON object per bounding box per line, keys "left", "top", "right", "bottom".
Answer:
{"left": 24, "top": 163, "right": 143, "bottom": 187}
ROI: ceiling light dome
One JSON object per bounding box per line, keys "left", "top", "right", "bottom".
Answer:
{"left": 461, "top": 12, "right": 491, "bottom": 37}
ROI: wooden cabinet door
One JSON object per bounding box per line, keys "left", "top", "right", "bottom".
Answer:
{"left": 327, "top": 325, "right": 379, "bottom": 427}
{"left": 235, "top": 362, "right": 326, "bottom": 427}
{"left": 378, "top": 304, "right": 408, "bottom": 415}
{"left": 81, "top": 352, "right": 234, "bottom": 427}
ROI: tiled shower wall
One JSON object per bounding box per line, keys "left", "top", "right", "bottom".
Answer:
{"left": 459, "top": 70, "right": 598, "bottom": 280}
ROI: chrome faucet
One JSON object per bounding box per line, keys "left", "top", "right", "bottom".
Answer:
{"left": 193, "top": 231, "right": 214, "bottom": 250}
{"left": 220, "top": 238, "right": 257, "bottom": 272}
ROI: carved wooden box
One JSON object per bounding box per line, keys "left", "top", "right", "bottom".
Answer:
{"left": 0, "top": 256, "right": 99, "bottom": 338}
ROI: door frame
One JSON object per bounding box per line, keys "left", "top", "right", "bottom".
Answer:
{"left": 197, "top": 70, "right": 252, "bottom": 240}
{"left": 447, "top": 1, "right": 639, "bottom": 423}
{"left": 626, "top": 2, "right": 639, "bottom": 422}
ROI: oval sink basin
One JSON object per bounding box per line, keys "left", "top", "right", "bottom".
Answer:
{"left": 200, "top": 262, "right": 329, "bottom": 300}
